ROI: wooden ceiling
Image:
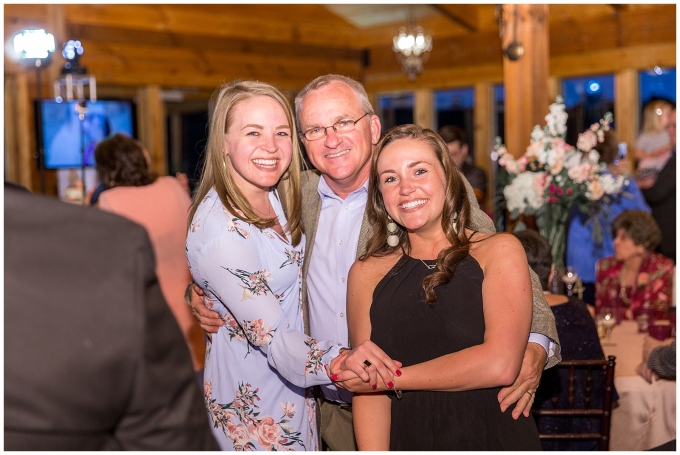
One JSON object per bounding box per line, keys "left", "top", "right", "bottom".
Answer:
{"left": 4, "top": 4, "right": 676, "bottom": 97}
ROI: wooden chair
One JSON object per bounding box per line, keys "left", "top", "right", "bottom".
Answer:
{"left": 532, "top": 356, "right": 616, "bottom": 451}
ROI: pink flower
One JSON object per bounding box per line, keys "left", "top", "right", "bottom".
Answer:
{"left": 567, "top": 188, "right": 573, "bottom": 195}
{"left": 568, "top": 162, "right": 593, "bottom": 183}
{"left": 250, "top": 416, "right": 281, "bottom": 450}
{"left": 281, "top": 402, "right": 297, "bottom": 419}
{"left": 227, "top": 422, "right": 251, "bottom": 448}
{"left": 577, "top": 130, "right": 598, "bottom": 151}
{"left": 557, "top": 188, "right": 563, "bottom": 196}
{"left": 638, "top": 272, "right": 649, "bottom": 285}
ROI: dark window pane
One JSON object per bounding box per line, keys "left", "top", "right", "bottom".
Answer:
{"left": 435, "top": 87, "right": 475, "bottom": 157}
{"left": 378, "top": 94, "right": 414, "bottom": 131}
{"left": 562, "top": 75, "right": 615, "bottom": 145}
{"left": 639, "top": 67, "right": 676, "bottom": 107}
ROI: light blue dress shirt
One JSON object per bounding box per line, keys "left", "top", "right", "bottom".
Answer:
{"left": 307, "top": 177, "right": 553, "bottom": 404}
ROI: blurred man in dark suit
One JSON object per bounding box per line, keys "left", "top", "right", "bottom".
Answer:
{"left": 4, "top": 182, "right": 218, "bottom": 450}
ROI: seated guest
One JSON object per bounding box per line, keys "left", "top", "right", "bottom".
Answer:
{"left": 94, "top": 133, "right": 205, "bottom": 375}
{"left": 4, "top": 183, "right": 217, "bottom": 450}
{"left": 566, "top": 129, "right": 650, "bottom": 307}
{"left": 637, "top": 337, "right": 676, "bottom": 383}
{"left": 515, "top": 229, "right": 617, "bottom": 451}
{"left": 595, "top": 210, "right": 674, "bottom": 320}
{"left": 438, "top": 124, "right": 488, "bottom": 208}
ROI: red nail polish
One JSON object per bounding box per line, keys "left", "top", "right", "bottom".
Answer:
{"left": 371, "top": 384, "right": 377, "bottom": 390}
{"left": 331, "top": 374, "right": 339, "bottom": 381}
{"left": 387, "top": 381, "right": 394, "bottom": 389}
{"left": 395, "top": 369, "right": 402, "bottom": 377}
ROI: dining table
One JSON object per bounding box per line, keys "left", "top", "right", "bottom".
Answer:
{"left": 601, "top": 319, "right": 676, "bottom": 451}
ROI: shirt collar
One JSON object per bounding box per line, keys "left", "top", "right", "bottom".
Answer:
{"left": 317, "top": 175, "right": 369, "bottom": 200}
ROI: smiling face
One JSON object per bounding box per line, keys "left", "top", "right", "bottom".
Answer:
{"left": 377, "top": 138, "right": 448, "bottom": 235}
{"left": 224, "top": 95, "right": 292, "bottom": 199}
{"left": 298, "top": 81, "right": 381, "bottom": 198}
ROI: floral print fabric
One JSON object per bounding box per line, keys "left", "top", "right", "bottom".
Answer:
{"left": 595, "top": 252, "right": 674, "bottom": 320}
{"left": 187, "top": 188, "right": 339, "bottom": 451}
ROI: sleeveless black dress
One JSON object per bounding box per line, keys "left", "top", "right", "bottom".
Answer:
{"left": 370, "top": 254, "right": 542, "bottom": 451}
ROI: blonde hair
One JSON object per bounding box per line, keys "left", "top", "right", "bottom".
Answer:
{"left": 188, "top": 80, "right": 304, "bottom": 246}
{"left": 641, "top": 99, "right": 673, "bottom": 134}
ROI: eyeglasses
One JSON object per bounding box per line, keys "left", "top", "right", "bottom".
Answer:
{"left": 300, "top": 113, "right": 370, "bottom": 141}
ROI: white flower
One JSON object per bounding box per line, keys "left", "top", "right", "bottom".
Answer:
{"left": 601, "top": 173, "right": 624, "bottom": 195}
{"left": 568, "top": 162, "right": 594, "bottom": 184}
{"left": 504, "top": 172, "right": 546, "bottom": 213}
{"left": 545, "top": 102, "right": 568, "bottom": 137}
{"left": 586, "top": 179, "right": 605, "bottom": 201}
{"left": 587, "top": 150, "right": 600, "bottom": 164}
{"left": 530, "top": 125, "right": 546, "bottom": 143}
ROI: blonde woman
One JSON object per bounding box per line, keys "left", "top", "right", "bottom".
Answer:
{"left": 186, "top": 80, "right": 397, "bottom": 451}
{"left": 635, "top": 99, "right": 673, "bottom": 183}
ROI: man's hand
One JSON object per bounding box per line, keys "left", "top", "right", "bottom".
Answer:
{"left": 189, "top": 283, "right": 223, "bottom": 340}
{"left": 636, "top": 361, "right": 659, "bottom": 383}
{"left": 642, "top": 335, "right": 673, "bottom": 363}
{"left": 497, "top": 342, "right": 547, "bottom": 419}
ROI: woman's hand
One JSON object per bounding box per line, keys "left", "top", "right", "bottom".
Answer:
{"left": 188, "top": 283, "right": 223, "bottom": 340}
{"left": 326, "top": 340, "right": 401, "bottom": 392}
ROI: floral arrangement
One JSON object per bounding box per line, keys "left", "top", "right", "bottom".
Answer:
{"left": 494, "top": 96, "right": 627, "bottom": 269}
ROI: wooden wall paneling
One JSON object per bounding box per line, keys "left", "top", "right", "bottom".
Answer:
{"left": 550, "top": 43, "right": 676, "bottom": 78}
{"left": 365, "top": 62, "right": 503, "bottom": 93}
{"left": 5, "top": 77, "right": 19, "bottom": 182}
{"left": 45, "top": 5, "right": 66, "bottom": 89}
{"left": 502, "top": 4, "right": 550, "bottom": 158}
{"left": 136, "top": 85, "right": 167, "bottom": 176}
{"left": 473, "top": 82, "right": 494, "bottom": 210}
{"left": 614, "top": 69, "right": 640, "bottom": 169}
{"left": 547, "top": 76, "right": 560, "bottom": 104}
{"left": 169, "top": 113, "right": 182, "bottom": 175}
{"left": 413, "top": 89, "right": 434, "bottom": 130}
{"left": 5, "top": 74, "right": 35, "bottom": 190}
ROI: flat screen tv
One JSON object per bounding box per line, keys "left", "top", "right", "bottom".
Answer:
{"left": 38, "top": 99, "right": 135, "bottom": 169}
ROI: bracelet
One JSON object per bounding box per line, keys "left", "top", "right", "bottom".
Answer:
{"left": 392, "top": 373, "right": 403, "bottom": 399}
{"left": 184, "top": 281, "right": 195, "bottom": 306}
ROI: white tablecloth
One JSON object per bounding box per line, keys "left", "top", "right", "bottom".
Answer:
{"left": 601, "top": 320, "right": 676, "bottom": 451}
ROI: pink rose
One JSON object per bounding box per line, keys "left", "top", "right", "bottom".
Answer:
{"left": 227, "top": 422, "right": 251, "bottom": 448}
{"left": 250, "top": 416, "right": 281, "bottom": 450}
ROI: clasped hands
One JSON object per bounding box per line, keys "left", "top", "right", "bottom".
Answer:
{"left": 188, "top": 283, "right": 544, "bottom": 419}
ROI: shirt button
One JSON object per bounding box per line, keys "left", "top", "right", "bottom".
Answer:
{"left": 339, "top": 240, "right": 344, "bottom": 245}
{"left": 340, "top": 312, "right": 345, "bottom": 318}
{"left": 345, "top": 206, "right": 349, "bottom": 210}
{"left": 341, "top": 277, "right": 345, "bottom": 283}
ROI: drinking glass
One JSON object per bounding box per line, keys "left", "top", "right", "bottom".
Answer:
{"left": 600, "top": 305, "right": 617, "bottom": 345}
{"left": 562, "top": 266, "right": 579, "bottom": 297}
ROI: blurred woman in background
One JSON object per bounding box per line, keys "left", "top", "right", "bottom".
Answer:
{"left": 595, "top": 210, "right": 674, "bottom": 320}
{"left": 94, "top": 133, "right": 205, "bottom": 375}
{"left": 566, "top": 129, "right": 649, "bottom": 307}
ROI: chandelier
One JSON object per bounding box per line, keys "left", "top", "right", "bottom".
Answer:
{"left": 392, "top": 15, "right": 432, "bottom": 80}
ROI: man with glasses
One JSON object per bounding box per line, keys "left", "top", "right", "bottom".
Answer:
{"left": 189, "top": 74, "right": 560, "bottom": 450}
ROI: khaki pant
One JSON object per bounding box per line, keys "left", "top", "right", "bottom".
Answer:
{"left": 320, "top": 399, "right": 357, "bottom": 451}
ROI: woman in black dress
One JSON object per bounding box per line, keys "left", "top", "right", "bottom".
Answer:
{"left": 335, "top": 125, "right": 541, "bottom": 450}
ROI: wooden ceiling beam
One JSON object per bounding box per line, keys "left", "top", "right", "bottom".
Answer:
{"left": 430, "top": 4, "right": 479, "bottom": 32}
{"left": 66, "top": 23, "right": 364, "bottom": 63}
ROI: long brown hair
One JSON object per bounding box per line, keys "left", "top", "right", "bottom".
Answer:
{"left": 187, "top": 80, "right": 304, "bottom": 246}
{"left": 363, "top": 124, "right": 473, "bottom": 306}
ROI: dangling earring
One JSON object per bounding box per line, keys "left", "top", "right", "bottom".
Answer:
{"left": 387, "top": 216, "right": 400, "bottom": 247}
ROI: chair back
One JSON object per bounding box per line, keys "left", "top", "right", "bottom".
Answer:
{"left": 532, "top": 355, "right": 616, "bottom": 451}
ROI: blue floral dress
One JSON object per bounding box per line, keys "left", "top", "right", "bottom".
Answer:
{"left": 187, "top": 188, "right": 340, "bottom": 451}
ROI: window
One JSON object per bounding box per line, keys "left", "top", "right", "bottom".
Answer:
{"left": 561, "top": 75, "right": 615, "bottom": 145}
{"left": 435, "top": 87, "right": 475, "bottom": 155}
{"left": 639, "top": 67, "right": 676, "bottom": 108}
{"left": 377, "top": 93, "right": 413, "bottom": 131}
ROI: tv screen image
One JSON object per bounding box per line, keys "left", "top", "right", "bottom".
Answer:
{"left": 40, "top": 100, "right": 135, "bottom": 169}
